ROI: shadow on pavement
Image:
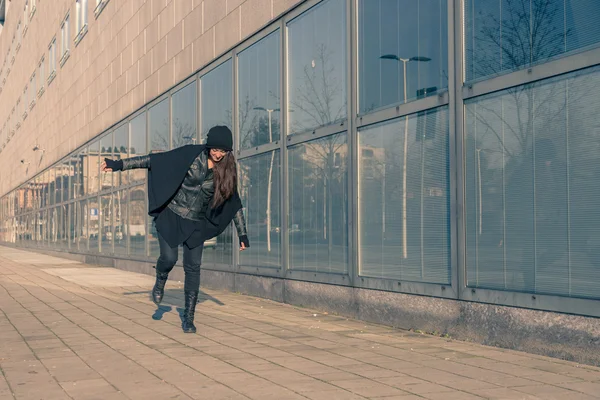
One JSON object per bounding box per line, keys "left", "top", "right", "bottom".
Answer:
{"left": 123, "top": 288, "right": 226, "bottom": 321}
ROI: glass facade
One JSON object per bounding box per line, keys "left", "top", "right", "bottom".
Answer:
{"left": 2, "top": 0, "right": 600, "bottom": 316}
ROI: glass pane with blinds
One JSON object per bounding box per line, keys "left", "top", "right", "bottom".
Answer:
{"left": 465, "top": 65, "right": 600, "bottom": 299}
{"left": 99, "top": 132, "right": 113, "bottom": 191}
{"left": 130, "top": 112, "right": 147, "bottom": 183}
{"left": 358, "top": 0, "right": 448, "bottom": 113}
{"left": 238, "top": 151, "right": 281, "bottom": 268}
{"left": 359, "top": 107, "right": 450, "bottom": 283}
{"left": 172, "top": 81, "right": 197, "bottom": 148}
{"left": 287, "top": 0, "right": 347, "bottom": 133}
{"left": 288, "top": 132, "right": 349, "bottom": 274}
{"left": 100, "top": 194, "right": 112, "bottom": 254}
{"left": 129, "top": 186, "right": 147, "bottom": 258}
{"left": 203, "top": 223, "right": 233, "bottom": 268}
{"left": 238, "top": 31, "right": 281, "bottom": 150}
{"left": 149, "top": 99, "right": 169, "bottom": 153}
{"left": 113, "top": 124, "right": 129, "bottom": 186}
{"left": 465, "top": 0, "right": 600, "bottom": 82}
{"left": 114, "top": 190, "right": 127, "bottom": 256}
{"left": 201, "top": 60, "right": 232, "bottom": 140}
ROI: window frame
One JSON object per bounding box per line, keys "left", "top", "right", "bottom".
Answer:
{"left": 60, "top": 13, "right": 71, "bottom": 67}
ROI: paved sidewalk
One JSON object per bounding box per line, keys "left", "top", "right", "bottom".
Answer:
{"left": 0, "top": 247, "right": 599, "bottom": 400}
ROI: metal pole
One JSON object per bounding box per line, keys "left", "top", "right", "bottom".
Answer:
{"left": 402, "top": 58, "right": 408, "bottom": 259}
{"left": 266, "top": 109, "right": 274, "bottom": 253}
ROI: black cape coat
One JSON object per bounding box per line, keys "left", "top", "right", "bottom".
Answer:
{"left": 147, "top": 144, "right": 243, "bottom": 241}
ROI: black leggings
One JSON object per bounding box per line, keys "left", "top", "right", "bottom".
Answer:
{"left": 155, "top": 231, "right": 204, "bottom": 292}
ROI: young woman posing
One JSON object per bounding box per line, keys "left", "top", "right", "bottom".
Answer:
{"left": 101, "top": 126, "right": 249, "bottom": 333}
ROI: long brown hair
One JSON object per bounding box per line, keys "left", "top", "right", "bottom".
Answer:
{"left": 212, "top": 151, "right": 237, "bottom": 208}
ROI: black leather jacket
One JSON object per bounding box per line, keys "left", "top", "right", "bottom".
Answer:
{"left": 122, "top": 151, "right": 247, "bottom": 237}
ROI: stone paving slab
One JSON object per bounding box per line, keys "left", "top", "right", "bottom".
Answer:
{"left": 1, "top": 246, "right": 600, "bottom": 400}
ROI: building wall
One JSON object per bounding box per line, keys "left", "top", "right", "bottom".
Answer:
{"left": 1, "top": 0, "right": 600, "bottom": 365}
{"left": 0, "top": 0, "right": 301, "bottom": 195}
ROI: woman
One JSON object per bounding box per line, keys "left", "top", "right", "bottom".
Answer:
{"left": 101, "top": 125, "right": 249, "bottom": 333}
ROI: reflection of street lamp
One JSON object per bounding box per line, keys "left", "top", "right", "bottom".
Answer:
{"left": 380, "top": 54, "right": 431, "bottom": 259}
{"left": 183, "top": 135, "right": 197, "bottom": 144}
{"left": 253, "top": 107, "right": 280, "bottom": 253}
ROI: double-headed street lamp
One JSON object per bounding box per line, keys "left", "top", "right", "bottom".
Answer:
{"left": 380, "top": 54, "right": 431, "bottom": 259}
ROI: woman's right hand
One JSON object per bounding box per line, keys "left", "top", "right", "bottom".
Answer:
{"left": 100, "top": 159, "right": 111, "bottom": 172}
{"left": 101, "top": 158, "right": 123, "bottom": 172}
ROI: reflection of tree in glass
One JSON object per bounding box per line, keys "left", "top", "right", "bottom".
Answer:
{"left": 468, "top": 0, "right": 581, "bottom": 161}
{"left": 150, "top": 119, "right": 169, "bottom": 152}
{"left": 290, "top": 44, "right": 346, "bottom": 133}
{"left": 238, "top": 94, "right": 280, "bottom": 149}
{"left": 473, "top": 0, "right": 570, "bottom": 78}
{"left": 172, "top": 120, "right": 196, "bottom": 148}
{"left": 294, "top": 135, "right": 347, "bottom": 261}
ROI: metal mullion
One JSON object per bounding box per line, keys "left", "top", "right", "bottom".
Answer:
{"left": 168, "top": 90, "right": 173, "bottom": 149}
{"left": 232, "top": 48, "right": 240, "bottom": 271}
{"left": 348, "top": 0, "right": 357, "bottom": 286}
{"left": 448, "top": 0, "right": 461, "bottom": 298}
{"left": 356, "top": 93, "right": 449, "bottom": 129}
{"left": 196, "top": 73, "right": 202, "bottom": 143}
{"left": 286, "top": 122, "right": 348, "bottom": 147}
{"left": 145, "top": 109, "right": 150, "bottom": 258}
{"left": 280, "top": 16, "right": 289, "bottom": 279}
{"left": 463, "top": 47, "right": 600, "bottom": 100}
{"left": 237, "top": 141, "right": 280, "bottom": 160}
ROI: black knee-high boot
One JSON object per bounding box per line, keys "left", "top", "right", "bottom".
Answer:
{"left": 152, "top": 271, "right": 169, "bottom": 305}
{"left": 182, "top": 291, "right": 198, "bottom": 333}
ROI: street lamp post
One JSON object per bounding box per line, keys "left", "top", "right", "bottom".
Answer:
{"left": 380, "top": 55, "right": 431, "bottom": 259}
{"left": 253, "top": 107, "right": 280, "bottom": 253}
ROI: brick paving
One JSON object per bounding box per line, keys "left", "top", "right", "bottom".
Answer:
{"left": 1, "top": 246, "right": 599, "bottom": 400}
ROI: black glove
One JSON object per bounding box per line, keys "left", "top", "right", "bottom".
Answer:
{"left": 104, "top": 158, "right": 123, "bottom": 171}
{"left": 239, "top": 235, "right": 250, "bottom": 249}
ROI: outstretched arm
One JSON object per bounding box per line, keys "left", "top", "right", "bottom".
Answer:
{"left": 101, "top": 155, "right": 151, "bottom": 172}
{"left": 233, "top": 208, "right": 250, "bottom": 251}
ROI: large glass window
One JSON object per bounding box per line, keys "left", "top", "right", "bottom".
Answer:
{"left": 288, "top": 132, "right": 349, "bottom": 274}
{"left": 465, "top": 66, "right": 600, "bottom": 299}
{"left": 172, "top": 81, "right": 197, "bottom": 148}
{"left": 87, "top": 141, "right": 100, "bottom": 194}
{"left": 288, "top": 0, "right": 347, "bottom": 132}
{"left": 203, "top": 224, "right": 233, "bottom": 268}
{"left": 114, "top": 190, "right": 127, "bottom": 256}
{"left": 238, "top": 151, "right": 281, "bottom": 268}
{"left": 238, "top": 31, "right": 281, "bottom": 149}
{"left": 129, "top": 186, "right": 147, "bottom": 258}
{"left": 88, "top": 196, "right": 100, "bottom": 251}
{"left": 100, "top": 194, "right": 112, "bottom": 253}
{"left": 99, "top": 132, "right": 114, "bottom": 191}
{"left": 71, "top": 153, "right": 84, "bottom": 200}
{"left": 130, "top": 112, "right": 147, "bottom": 183}
{"left": 149, "top": 99, "right": 169, "bottom": 153}
{"left": 73, "top": 200, "right": 86, "bottom": 251}
{"left": 359, "top": 107, "right": 450, "bottom": 283}
{"left": 200, "top": 60, "right": 232, "bottom": 140}
{"left": 113, "top": 124, "right": 129, "bottom": 186}
{"left": 465, "top": 0, "right": 600, "bottom": 82}
{"left": 359, "top": 0, "right": 448, "bottom": 114}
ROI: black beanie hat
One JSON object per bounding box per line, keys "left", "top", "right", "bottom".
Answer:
{"left": 205, "top": 125, "right": 233, "bottom": 152}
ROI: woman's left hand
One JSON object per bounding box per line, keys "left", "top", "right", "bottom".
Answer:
{"left": 239, "top": 235, "right": 250, "bottom": 251}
